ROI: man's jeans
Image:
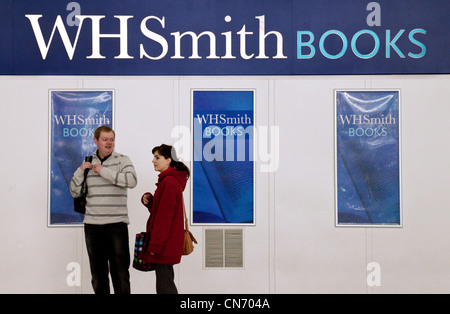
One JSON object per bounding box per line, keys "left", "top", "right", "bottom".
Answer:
{"left": 84, "top": 223, "right": 130, "bottom": 294}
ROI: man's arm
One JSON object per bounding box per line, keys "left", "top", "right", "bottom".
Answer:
{"left": 98, "top": 155, "right": 137, "bottom": 189}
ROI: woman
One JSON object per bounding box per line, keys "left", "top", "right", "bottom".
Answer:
{"left": 140, "top": 144, "right": 190, "bottom": 294}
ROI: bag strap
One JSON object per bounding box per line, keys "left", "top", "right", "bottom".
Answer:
{"left": 81, "top": 156, "right": 93, "bottom": 192}
{"left": 182, "top": 195, "right": 189, "bottom": 232}
{"left": 182, "top": 195, "right": 198, "bottom": 245}
{"left": 82, "top": 156, "right": 93, "bottom": 179}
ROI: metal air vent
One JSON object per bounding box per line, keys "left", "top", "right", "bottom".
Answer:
{"left": 204, "top": 229, "right": 243, "bottom": 268}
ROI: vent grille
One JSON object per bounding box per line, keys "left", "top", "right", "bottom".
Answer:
{"left": 205, "top": 229, "right": 243, "bottom": 268}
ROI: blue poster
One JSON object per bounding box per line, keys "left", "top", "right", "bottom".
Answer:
{"left": 49, "top": 91, "right": 113, "bottom": 226}
{"left": 192, "top": 90, "right": 254, "bottom": 224}
{"left": 335, "top": 90, "right": 401, "bottom": 226}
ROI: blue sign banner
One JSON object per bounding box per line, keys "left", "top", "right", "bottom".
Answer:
{"left": 192, "top": 90, "right": 254, "bottom": 224}
{"left": 49, "top": 91, "right": 113, "bottom": 226}
{"left": 1, "top": 0, "right": 448, "bottom": 75}
{"left": 335, "top": 90, "right": 401, "bottom": 226}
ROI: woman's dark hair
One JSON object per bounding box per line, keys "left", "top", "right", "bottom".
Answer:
{"left": 152, "top": 144, "right": 190, "bottom": 178}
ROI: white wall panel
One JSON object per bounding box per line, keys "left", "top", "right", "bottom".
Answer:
{"left": 369, "top": 76, "right": 450, "bottom": 293}
{"left": 273, "top": 77, "right": 368, "bottom": 293}
{"left": 82, "top": 77, "right": 176, "bottom": 293}
{"left": 177, "top": 78, "right": 271, "bottom": 293}
{"left": 0, "top": 77, "right": 79, "bottom": 293}
{"left": 0, "top": 75, "right": 449, "bottom": 294}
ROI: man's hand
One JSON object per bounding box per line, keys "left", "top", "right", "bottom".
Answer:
{"left": 92, "top": 164, "right": 103, "bottom": 173}
{"left": 80, "top": 161, "right": 92, "bottom": 171}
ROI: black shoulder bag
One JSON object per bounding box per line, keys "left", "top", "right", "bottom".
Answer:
{"left": 73, "top": 156, "right": 93, "bottom": 214}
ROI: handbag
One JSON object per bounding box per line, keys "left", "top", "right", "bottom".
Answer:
{"left": 133, "top": 232, "right": 154, "bottom": 272}
{"left": 73, "top": 156, "right": 93, "bottom": 214}
{"left": 182, "top": 197, "right": 197, "bottom": 255}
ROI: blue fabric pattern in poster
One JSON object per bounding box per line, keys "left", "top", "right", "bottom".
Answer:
{"left": 49, "top": 91, "right": 113, "bottom": 226}
{"left": 335, "top": 90, "right": 400, "bottom": 226}
{"left": 192, "top": 91, "right": 254, "bottom": 224}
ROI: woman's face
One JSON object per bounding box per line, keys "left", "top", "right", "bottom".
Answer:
{"left": 152, "top": 151, "right": 171, "bottom": 172}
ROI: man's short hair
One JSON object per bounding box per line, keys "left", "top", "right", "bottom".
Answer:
{"left": 94, "top": 125, "right": 115, "bottom": 140}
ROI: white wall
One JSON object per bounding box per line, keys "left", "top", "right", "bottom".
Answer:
{"left": 0, "top": 75, "right": 449, "bottom": 294}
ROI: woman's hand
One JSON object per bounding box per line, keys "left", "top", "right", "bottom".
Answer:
{"left": 142, "top": 194, "right": 150, "bottom": 205}
{"left": 141, "top": 192, "right": 153, "bottom": 207}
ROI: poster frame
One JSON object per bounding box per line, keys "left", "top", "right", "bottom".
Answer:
{"left": 190, "top": 88, "right": 256, "bottom": 226}
{"left": 47, "top": 89, "right": 115, "bottom": 227}
{"left": 334, "top": 89, "right": 402, "bottom": 228}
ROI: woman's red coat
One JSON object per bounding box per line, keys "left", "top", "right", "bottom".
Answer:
{"left": 141, "top": 168, "right": 187, "bottom": 265}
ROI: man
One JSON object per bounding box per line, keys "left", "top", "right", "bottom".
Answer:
{"left": 70, "top": 125, "right": 137, "bottom": 294}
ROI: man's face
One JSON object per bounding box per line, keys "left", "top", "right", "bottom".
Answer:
{"left": 94, "top": 131, "right": 115, "bottom": 158}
